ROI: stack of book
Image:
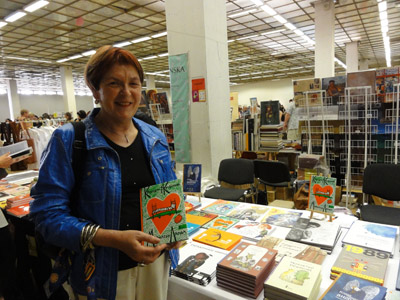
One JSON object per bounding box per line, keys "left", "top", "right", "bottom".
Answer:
{"left": 173, "top": 241, "right": 228, "bottom": 286}
{"left": 7, "top": 204, "right": 30, "bottom": 218}
{"left": 331, "top": 244, "right": 389, "bottom": 286}
{"left": 259, "top": 125, "right": 283, "bottom": 151}
{"left": 192, "top": 228, "right": 242, "bottom": 251}
{"left": 285, "top": 218, "right": 341, "bottom": 254}
{"left": 6, "top": 194, "right": 33, "bottom": 208}
{"left": 264, "top": 256, "right": 322, "bottom": 300}
{"left": 216, "top": 241, "right": 277, "bottom": 298}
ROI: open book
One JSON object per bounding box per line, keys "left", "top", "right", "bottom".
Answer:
{"left": 0, "top": 141, "right": 32, "bottom": 159}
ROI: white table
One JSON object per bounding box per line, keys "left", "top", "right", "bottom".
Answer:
{"left": 167, "top": 197, "right": 400, "bottom": 300}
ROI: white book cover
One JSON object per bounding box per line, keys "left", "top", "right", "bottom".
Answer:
{"left": 342, "top": 220, "right": 398, "bottom": 256}
{"left": 174, "top": 241, "right": 229, "bottom": 279}
{"left": 226, "top": 203, "right": 270, "bottom": 222}
{"left": 226, "top": 220, "right": 275, "bottom": 241}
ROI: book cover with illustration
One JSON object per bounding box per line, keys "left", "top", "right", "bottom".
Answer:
{"left": 308, "top": 175, "right": 337, "bottom": 215}
{"left": 331, "top": 244, "right": 389, "bottom": 286}
{"left": 6, "top": 204, "right": 30, "bottom": 218}
{"left": 186, "top": 210, "right": 218, "bottom": 226}
{"left": 193, "top": 228, "right": 242, "bottom": 251}
{"left": 183, "top": 164, "right": 202, "bottom": 193}
{"left": 293, "top": 78, "right": 322, "bottom": 107}
{"left": 227, "top": 220, "right": 275, "bottom": 241}
{"left": 257, "top": 235, "right": 326, "bottom": 265}
{"left": 322, "top": 75, "right": 346, "bottom": 105}
{"left": 140, "top": 179, "right": 188, "bottom": 245}
{"left": 0, "top": 183, "right": 19, "bottom": 191}
{"left": 320, "top": 273, "right": 387, "bottom": 300}
{"left": 201, "top": 199, "right": 241, "bottom": 215}
{"left": 227, "top": 203, "right": 269, "bottom": 221}
{"left": 184, "top": 198, "right": 201, "bottom": 213}
{"left": 260, "top": 208, "right": 303, "bottom": 228}
{"left": 260, "top": 101, "right": 280, "bottom": 126}
{"left": 186, "top": 222, "right": 201, "bottom": 236}
{"left": 342, "top": 220, "right": 398, "bottom": 257}
{"left": 264, "top": 256, "right": 322, "bottom": 300}
{"left": 2, "top": 185, "right": 30, "bottom": 196}
{"left": 202, "top": 215, "right": 240, "bottom": 231}
{"left": 173, "top": 241, "right": 228, "bottom": 286}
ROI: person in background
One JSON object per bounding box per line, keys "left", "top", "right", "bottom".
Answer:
{"left": 18, "top": 109, "right": 29, "bottom": 121}
{"left": 326, "top": 80, "right": 341, "bottom": 105}
{"left": 30, "top": 45, "right": 180, "bottom": 300}
{"left": 284, "top": 99, "right": 300, "bottom": 141}
{"left": 279, "top": 104, "right": 286, "bottom": 123}
{"left": 75, "top": 110, "right": 87, "bottom": 122}
{"left": 242, "top": 105, "right": 251, "bottom": 118}
{"left": 64, "top": 112, "right": 73, "bottom": 122}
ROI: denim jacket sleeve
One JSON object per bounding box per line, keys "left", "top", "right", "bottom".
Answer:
{"left": 30, "top": 125, "right": 88, "bottom": 253}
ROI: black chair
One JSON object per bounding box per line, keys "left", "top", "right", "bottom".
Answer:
{"left": 204, "top": 158, "right": 255, "bottom": 203}
{"left": 361, "top": 163, "right": 400, "bottom": 226}
{"left": 253, "top": 160, "right": 294, "bottom": 203}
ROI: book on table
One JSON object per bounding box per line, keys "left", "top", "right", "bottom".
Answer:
{"left": 186, "top": 210, "right": 218, "bottom": 226}
{"left": 341, "top": 220, "right": 398, "bottom": 257}
{"left": 226, "top": 203, "right": 270, "bottom": 221}
{"left": 184, "top": 197, "right": 201, "bottom": 213}
{"left": 201, "top": 215, "right": 240, "bottom": 231}
{"left": 227, "top": 220, "right": 276, "bottom": 241}
{"left": 6, "top": 204, "right": 30, "bottom": 218}
{"left": 172, "top": 241, "right": 229, "bottom": 286}
{"left": 186, "top": 222, "right": 201, "bottom": 236}
{"left": 201, "top": 199, "right": 241, "bottom": 215}
{"left": 319, "top": 273, "right": 387, "bottom": 300}
{"left": 257, "top": 235, "right": 327, "bottom": 265}
{"left": 192, "top": 228, "right": 242, "bottom": 251}
{"left": 264, "top": 256, "right": 322, "bottom": 300}
{"left": 140, "top": 179, "right": 188, "bottom": 245}
{"left": 216, "top": 241, "right": 277, "bottom": 299}
{"left": 330, "top": 244, "right": 389, "bottom": 286}
{"left": 260, "top": 207, "right": 303, "bottom": 228}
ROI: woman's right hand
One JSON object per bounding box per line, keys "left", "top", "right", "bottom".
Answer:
{"left": 92, "top": 229, "right": 167, "bottom": 265}
{"left": 0, "top": 152, "right": 13, "bottom": 168}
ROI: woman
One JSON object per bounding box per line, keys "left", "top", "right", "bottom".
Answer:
{"left": 30, "top": 46, "right": 180, "bottom": 300}
{"left": 64, "top": 112, "right": 73, "bottom": 122}
{"left": 75, "top": 110, "right": 87, "bottom": 122}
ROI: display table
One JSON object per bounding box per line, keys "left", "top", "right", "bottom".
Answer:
{"left": 167, "top": 197, "right": 400, "bottom": 300}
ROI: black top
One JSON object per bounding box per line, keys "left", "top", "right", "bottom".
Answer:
{"left": 102, "top": 131, "right": 155, "bottom": 270}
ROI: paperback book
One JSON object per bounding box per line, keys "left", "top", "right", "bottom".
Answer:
{"left": 186, "top": 222, "right": 201, "bottom": 236}
{"left": 260, "top": 208, "right": 303, "bottom": 228}
{"left": 186, "top": 210, "right": 218, "bottom": 226}
{"left": 201, "top": 199, "right": 241, "bottom": 215}
{"left": 227, "top": 203, "right": 269, "bottom": 221}
{"left": 6, "top": 204, "right": 30, "bottom": 218}
{"left": 227, "top": 220, "right": 275, "bottom": 241}
{"left": 202, "top": 215, "right": 240, "bottom": 231}
{"left": 193, "top": 228, "right": 242, "bottom": 251}
{"left": 184, "top": 198, "right": 201, "bottom": 213}
{"left": 140, "top": 179, "right": 188, "bottom": 245}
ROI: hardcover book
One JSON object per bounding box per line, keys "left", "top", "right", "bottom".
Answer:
{"left": 193, "top": 228, "right": 242, "bottom": 251}
{"left": 260, "top": 208, "right": 303, "bottom": 228}
{"left": 201, "top": 199, "right": 241, "bottom": 215}
{"left": 260, "top": 100, "right": 280, "bottom": 126}
{"left": 202, "top": 215, "right": 240, "bottom": 231}
{"left": 227, "top": 204, "right": 269, "bottom": 221}
{"left": 140, "top": 179, "right": 188, "bottom": 245}
{"left": 257, "top": 235, "right": 327, "bottom": 265}
{"left": 331, "top": 244, "right": 389, "bottom": 286}
{"left": 342, "top": 220, "right": 398, "bottom": 257}
{"left": 186, "top": 210, "right": 218, "bottom": 226}
{"left": 183, "top": 164, "right": 202, "bottom": 193}
{"left": 227, "top": 220, "right": 275, "bottom": 241}
{"left": 319, "top": 273, "right": 387, "bottom": 300}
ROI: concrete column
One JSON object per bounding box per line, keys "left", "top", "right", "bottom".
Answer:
{"left": 165, "top": 0, "right": 231, "bottom": 180}
{"left": 346, "top": 41, "right": 359, "bottom": 73}
{"left": 146, "top": 75, "right": 156, "bottom": 89}
{"left": 60, "top": 66, "right": 77, "bottom": 117}
{"left": 6, "top": 80, "right": 21, "bottom": 121}
{"left": 359, "top": 59, "right": 369, "bottom": 70}
{"left": 314, "top": 0, "right": 335, "bottom": 78}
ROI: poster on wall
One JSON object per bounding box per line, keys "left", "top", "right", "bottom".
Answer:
{"left": 346, "top": 70, "right": 376, "bottom": 98}
{"left": 191, "top": 78, "right": 206, "bottom": 102}
{"left": 155, "top": 92, "right": 170, "bottom": 114}
{"left": 293, "top": 78, "right": 321, "bottom": 107}
{"left": 322, "top": 76, "right": 346, "bottom": 105}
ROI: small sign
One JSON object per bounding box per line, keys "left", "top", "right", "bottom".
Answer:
{"left": 183, "top": 164, "right": 202, "bottom": 193}
{"left": 192, "top": 78, "right": 206, "bottom": 102}
{"left": 308, "top": 175, "right": 336, "bottom": 216}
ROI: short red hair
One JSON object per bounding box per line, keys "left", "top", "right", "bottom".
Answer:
{"left": 84, "top": 45, "right": 144, "bottom": 91}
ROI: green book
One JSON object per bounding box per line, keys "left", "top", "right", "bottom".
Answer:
{"left": 140, "top": 179, "right": 189, "bottom": 245}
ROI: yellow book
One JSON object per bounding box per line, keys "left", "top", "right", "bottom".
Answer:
{"left": 193, "top": 228, "right": 242, "bottom": 251}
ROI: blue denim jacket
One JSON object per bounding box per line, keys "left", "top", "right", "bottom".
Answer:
{"left": 30, "top": 108, "right": 178, "bottom": 299}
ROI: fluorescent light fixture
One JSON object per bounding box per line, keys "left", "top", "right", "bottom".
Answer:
{"left": 131, "top": 36, "right": 151, "bottom": 43}
{"left": 228, "top": 8, "right": 257, "bottom": 18}
{"left": 334, "top": 57, "right": 347, "bottom": 69}
{"left": 250, "top": 0, "right": 263, "bottom": 6}
{"left": 236, "top": 34, "right": 258, "bottom": 41}
{"left": 5, "top": 11, "right": 26, "bottom": 22}
{"left": 113, "top": 41, "right": 132, "bottom": 48}
{"left": 5, "top": 56, "right": 29, "bottom": 61}
{"left": 229, "top": 75, "right": 238, "bottom": 78}
{"left": 290, "top": 66, "right": 303, "bottom": 70}
{"left": 156, "top": 74, "right": 170, "bottom": 77}
{"left": 260, "top": 5, "right": 276, "bottom": 16}
{"left": 56, "top": 91, "right": 63, "bottom": 95}
{"left": 24, "top": 0, "right": 49, "bottom": 12}
{"left": 158, "top": 53, "right": 169, "bottom": 57}
{"left": 143, "top": 55, "right": 157, "bottom": 60}
{"left": 151, "top": 32, "right": 167, "bottom": 38}
{"left": 261, "top": 29, "right": 285, "bottom": 36}
{"left": 273, "top": 15, "right": 287, "bottom": 24}
{"left": 57, "top": 58, "right": 69, "bottom": 63}
{"left": 0, "top": 21, "right": 7, "bottom": 28}
{"left": 82, "top": 50, "right": 96, "bottom": 56}
{"left": 45, "top": 91, "right": 56, "bottom": 95}
{"left": 138, "top": 59, "right": 143, "bottom": 61}
{"left": 69, "top": 54, "right": 82, "bottom": 60}
{"left": 228, "top": 39, "right": 235, "bottom": 43}
{"left": 0, "top": 89, "right": 7, "bottom": 94}
{"left": 31, "top": 59, "right": 52, "bottom": 63}
{"left": 20, "top": 90, "right": 34, "bottom": 95}
{"left": 235, "top": 57, "right": 250, "bottom": 61}
{"left": 284, "top": 23, "right": 296, "bottom": 30}
{"left": 302, "top": 35, "right": 315, "bottom": 45}
{"left": 378, "top": 1, "right": 387, "bottom": 12}
{"left": 294, "top": 29, "right": 305, "bottom": 36}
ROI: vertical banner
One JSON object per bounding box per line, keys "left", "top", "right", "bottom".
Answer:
{"left": 169, "top": 53, "right": 190, "bottom": 163}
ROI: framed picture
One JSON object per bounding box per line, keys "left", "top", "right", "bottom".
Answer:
{"left": 183, "top": 164, "right": 202, "bottom": 193}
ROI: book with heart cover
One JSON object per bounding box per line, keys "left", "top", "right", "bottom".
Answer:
{"left": 202, "top": 215, "right": 240, "bottom": 231}
{"left": 193, "top": 228, "right": 242, "bottom": 251}
{"left": 140, "top": 179, "right": 188, "bottom": 245}
{"left": 308, "top": 175, "right": 336, "bottom": 214}
{"left": 186, "top": 210, "right": 218, "bottom": 226}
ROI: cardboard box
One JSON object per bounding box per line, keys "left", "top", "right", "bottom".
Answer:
{"left": 276, "top": 187, "right": 291, "bottom": 200}
{"left": 267, "top": 190, "right": 275, "bottom": 202}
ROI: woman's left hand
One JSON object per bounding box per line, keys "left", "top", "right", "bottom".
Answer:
{"left": 165, "top": 241, "right": 183, "bottom": 250}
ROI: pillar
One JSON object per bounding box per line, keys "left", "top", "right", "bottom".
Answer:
{"left": 7, "top": 80, "right": 21, "bottom": 121}
{"left": 314, "top": 0, "right": 335, "bottom": 78}
{"left": 359, "top": 59, "right": 369, "bottom": 70}
{"left": 346, "top": 41, "right": 359, "bottom": 73}
{"left": 165, "top": 0, "right": 231, "bottom": 179}
{"left": 146, "top": 75, "right": 156, "bottom": 90}
{"left": 60, "top": 66, "right": 77, "bottom": 117}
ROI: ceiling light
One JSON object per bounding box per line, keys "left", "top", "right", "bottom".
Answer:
{"left": 228, "top": 8, "right": 258, "bottom": 18}
{"left": 261, "top": 29, "right": 285, "bottom": 35}
{"left": 260, "top": 5, "right": 276, "bottom": 16}
{"left": 228, "top": 39, "right": 235, "bottom": 43}
{"left": 82, "top": 50, "right": 96, "bottom": 56}
{"left": 294, "top": 29, "right": 305, "bottom": 36}
{"left": 113, "top": 41, "right": 132, "bottom": 48}
{"left": 158, "top": 53, "right": 169, "bottom": 57}
{"left": 151, "top": 32, "right": 167, "bottom": 38}
{"left": 250, "top": 0, "right": 263, "bottom": 6}
{"left": 132, "top": 36, "right": 151, "bottom": 43}
{"left": 0, "top": 21, "right": 7, "bottom": 28}
{"left": 236, "top": 34, "right": 258, "bottom": 41}
{"left": 69, "top": 54, "right": 82, "bottom": 60}
{"left": 284, "top": 23, "right": 296, "bottom": 30}
{"left": 378, "top": 1, "right": 387, "bottom": 12}
{"left": 30, "top": 59, "right": 52, "bottom": 63}
{"left": 235, "top": 57, "right": 250, "bottom": 61}
{"left": 57, "top": 58, "right": 69, "bottom": 63}
{"left": 143, "top": 55, "right": 158, "bottom": 60}
{"left": 24, "top": 0, "right": 49, "bottom": 12}
{"left": 273, "top": 15, "right": 287, "bottom": 24}
{"left": 5, "top": 11, "right": 26, "bottom": 22}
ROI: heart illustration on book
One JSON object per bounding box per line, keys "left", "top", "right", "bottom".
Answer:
{"left": 146, "top": 193, "right": 181, "bottom": 235}
{"left": 313, "top": 184, "right": 333, "bottom": 205}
